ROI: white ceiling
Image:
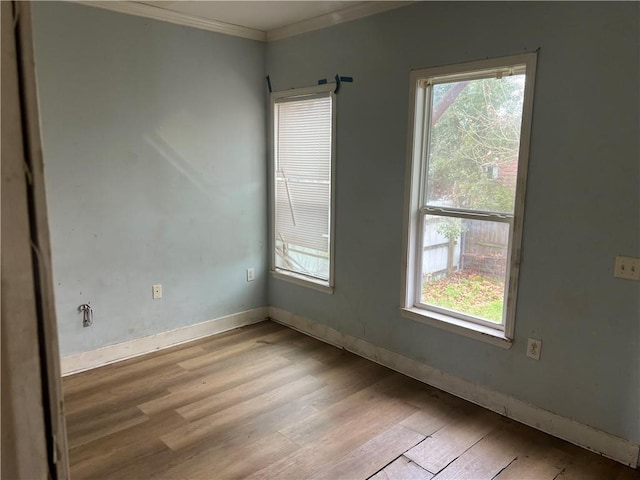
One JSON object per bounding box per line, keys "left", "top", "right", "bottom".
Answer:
{"left": 138, "top": 1, "right": 369, "bottom": 32}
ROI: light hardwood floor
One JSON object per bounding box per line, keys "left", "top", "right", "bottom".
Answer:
{"left": 63, "top": 321, "right": 638, "bottom": 480}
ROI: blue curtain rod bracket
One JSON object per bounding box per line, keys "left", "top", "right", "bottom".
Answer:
{"left": 317, "top": 74, "right": 353, "bottom": 93}
{"left": 266, "top": 75, "right": 273, "bottom": 94}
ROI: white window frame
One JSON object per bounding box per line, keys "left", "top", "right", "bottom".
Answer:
{"left": 400, "top": 53, "right": 537, "bottom": 347}
{"left": 269, "top": 83, "right": 337, "bottom": 294}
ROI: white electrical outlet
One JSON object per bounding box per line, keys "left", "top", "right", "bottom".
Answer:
{"left": 527, "top": 338, "right": 542, "bottom": 360}
{"left": 614, "top": 255, "right": 640, "bottom": 281}
{"left": 247, "top": 268, "right": 255, "bottom": 282}
{"left": 152, "top": 284, "right": 162, "bottom": 299}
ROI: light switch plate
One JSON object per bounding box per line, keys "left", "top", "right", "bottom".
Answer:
{"left": 614, "top": 256, "right": 640, "bottom": 281}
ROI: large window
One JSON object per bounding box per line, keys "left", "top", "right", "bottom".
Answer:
{"left": 402, "top": 54, "right": 536, "bottom": 344}
{"left": 270, "top": 85, "right": 336, "bottom": 292}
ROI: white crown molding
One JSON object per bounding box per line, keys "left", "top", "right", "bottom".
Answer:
{"left": 72, "top": 1, "right": 267, "bottom": 42}
{"left": 269, "top": 306, "right": 640, "bottom": 468}
{"left": 71, "top": 1, "right": 413, "bottom": 43}
{"left": 266, "top": 1, "right": 413, "bottom": 42}
{"left": 61, "top": 306, "right": 269, "bottom": 376}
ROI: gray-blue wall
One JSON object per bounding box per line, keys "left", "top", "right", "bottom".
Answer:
{"left": 32, "top": 2, "right": 267, "bottom": 355}
{"left": 267, "top": 2, "right": 639, "bottom": 443}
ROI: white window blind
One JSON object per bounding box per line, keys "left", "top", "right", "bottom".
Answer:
{"left": 274, "top": 94, "right": 333, "bottom": 282}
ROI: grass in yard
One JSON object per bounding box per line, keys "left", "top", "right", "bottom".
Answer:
{"left": 422, "top": 271, "right": 504, "bottom": 323}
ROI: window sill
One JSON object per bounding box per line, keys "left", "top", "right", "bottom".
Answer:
{"left": 271, "top": 270, "right": 334, "bottom": 294}
{"left": 400, "top": 307, "right": 513, "bottom": 349}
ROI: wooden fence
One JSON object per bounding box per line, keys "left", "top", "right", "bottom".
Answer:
{"left": 460, "top": 220, "right": 509, "bottom": 279}
{"left": 423, "top": 218, "right": 508, "bottom": 279}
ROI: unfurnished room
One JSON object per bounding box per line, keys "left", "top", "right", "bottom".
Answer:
{"left": 2, "top": 1, "right": 639, "bottom": 479}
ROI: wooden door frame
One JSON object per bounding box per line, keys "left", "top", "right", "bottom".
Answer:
{"left": 1, "top": 2, "right": 70, "bottom": 478}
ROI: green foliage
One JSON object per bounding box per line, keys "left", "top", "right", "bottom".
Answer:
{"left": 435, "top": 217, "right": 467, "bottom": 240}
{"left": 422, "top": 272, "right": 504, "bottom": 323}
{"left": 427, "top": 76, "right": 525, "bottom": 213}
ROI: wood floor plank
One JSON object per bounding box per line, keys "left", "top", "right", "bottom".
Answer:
{"left": 173, "top": 339, "right": 296, "bottom": 381}
{"left": 128, "top": 399, "right": 319, "bottom": 480}
{"left": 66, "top": 405, "right": 148, "bottom": 449}
{"left": 493, "top": 431, "right": 572, "bottom": 480}
{"left": 137, "top": 353, "right": 292, "bottom": 415}
{"left": 174, "top": 359, "right": 326, "bottom": 421}
{"left": 312, "top": 424, "right": 425, "bottom": 480}
{"left": 68, "top": 411, "right": 187, "bottom": 479}
{"left": 72, "top": 440, "right": 171, "bottom": 480}
{"left": 278, "top": 335, "right": 354, "bottom": 363}
{"left": 404, "top": 408, "right": 500, "bottom": 474}
{"left": 161, "top": 374, "right": 324, "bottom": 450}
{"left": 179, "top": 338, "right": 315, "bottom": 383}
{"left": 63, "top": 344, "right": 206, "bottom": 397}
{"left": 369, "top": 456, "right": 434, "bottom": 480}
{"left": 398, "top": 381, "right": 471, "bottom": 411}
{"left": 431, "top": 420, "right": 532, "bottom": 480}
{"left": 399, "top": 391, "right": 474, "bottom": 437}
{"left": 65, "top": 364, "right": 192, "bottom": 415}
{"left": 555, "top": 448, "right": 638, "bottom": 480}
{"left": 176, "top": 328, "right": 301, "bottom": 371}
{"left": 158, "top": 432, "right": 299, "bottom": 480}
{"left": 248, "top": 396, "right": 419, "bottom": 479}
{"left": 280, "top": 373, "right": 414, "bottom": 447}
{"left": 295, "top": 356, "right": 395, "bottom": 411}
{"left": 615, "top": 468, "right": 640, "bottom": 480}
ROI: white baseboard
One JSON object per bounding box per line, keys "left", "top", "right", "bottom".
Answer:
{"left": 269, "top": 306, "right": 640, "bottom": 468}
{"left": 61, "top": 306, "right": 269, "bottom": 376}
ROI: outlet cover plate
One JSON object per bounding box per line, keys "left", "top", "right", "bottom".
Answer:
{"left": 153, "top": 284, "right": 162, "bottom": 299}
{"left": 247, "top": 268, "right": 255, "bottom": 282}
{"left": 527, "top": 338, "right": 542, "bottom": 360}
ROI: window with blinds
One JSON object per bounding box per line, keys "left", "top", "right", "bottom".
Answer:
{"left": 271, "top": 86, "right": 335, "bottom": 290}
